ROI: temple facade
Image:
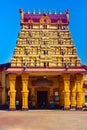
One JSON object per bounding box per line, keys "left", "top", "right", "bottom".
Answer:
{"left": 0, "top": 9, "right": 87, "bottom": 110}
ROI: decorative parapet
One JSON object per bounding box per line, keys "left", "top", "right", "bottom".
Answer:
{"left": 20, "top": 8, "right": 69, "bottom": 25}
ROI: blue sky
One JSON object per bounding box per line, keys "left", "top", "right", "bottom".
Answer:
{"left": 0, "top": 0, "right": 87, "bottom": 65}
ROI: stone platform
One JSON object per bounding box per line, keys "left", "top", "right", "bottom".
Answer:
{"left": 0, "top": 110, "right": 87, "bottom": 130}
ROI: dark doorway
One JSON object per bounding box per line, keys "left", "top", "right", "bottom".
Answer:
{"left": 37, "top": 91, "right": 48, "bottom": 109}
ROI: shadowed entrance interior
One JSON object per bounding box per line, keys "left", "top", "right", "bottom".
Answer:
{"left": 37, "top": 91, "right": 48, "bottom": 109}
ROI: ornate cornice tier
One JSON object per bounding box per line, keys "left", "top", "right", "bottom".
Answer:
{"left": 20, "top": 9, "right": 69, "bottom": 25}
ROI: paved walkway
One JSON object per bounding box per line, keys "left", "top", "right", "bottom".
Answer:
{"left": 0, "top": 110, "right": 87, "bottom": 130}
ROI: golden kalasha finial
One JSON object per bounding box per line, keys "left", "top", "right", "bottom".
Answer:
{"left": 54, "top": 10, "right": 56, "bottom": 14}
{"left": 38, "top": 9, "right": 41, "bottom": 14}
{"left": 65, "top": 9, "right": 70, "bottom": 23}
{"left": 59, "top": 10, "right": 62, "bottom": 14}
{"left": 43, "top": 9, "right": 46, "bottom": 14}
{"left": 19, "top": 8, "right": 24, "bottom": 23}
{"left": 48, "top": 10, "right": 51, "bottom": 14}
{"left": 65, "top": 9, "right": 69, "bottom": 14}
{"left": 33, "top": 10, "right": 35, "bottom": 14}
{"left": 27, "top": 10, "right": 30, "bottom": 14}
{"left": 20, "top": 8, "right": 24, "bottom": 14}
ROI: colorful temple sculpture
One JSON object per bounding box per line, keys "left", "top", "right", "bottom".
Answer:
{"left": 0, "top": 9, "right": 87, "bottom": 110}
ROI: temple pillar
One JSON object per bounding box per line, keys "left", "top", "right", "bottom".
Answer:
{"left": 82, "top": 88, "right": 85, "bottom": 106}
{"left": 76, "top": 74, "right": 84, "bottom": 110}
{"left": 70, "top": 77, "right": 76, "bottom": 109}
{"left": 8, "top": 74, "right": 16, "bottom": 110}
{"left": 63, "top": 74, "right": 70, "bottom": 110}
{"left": 60, "top": 90, "right": 64, "bottom": 107}
{"left": 21, "top": 74, "right": 29, "bottom": 110}
{"left": 59, "top": 77, "right": 64, "bottom": 107}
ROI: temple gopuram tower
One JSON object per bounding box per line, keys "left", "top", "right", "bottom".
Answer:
{"left": 5, "top": 9, "right": 87, "bottom": 110}
{"left": 11, "top": 9, "right": 81, "bottom": 68}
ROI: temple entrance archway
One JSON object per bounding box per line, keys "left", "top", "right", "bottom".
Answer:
{"left": 37, "top": 91, "right": 48, "bottom": 109}
{"left": 35, "top": 87, "right": 50, "bottom": 108}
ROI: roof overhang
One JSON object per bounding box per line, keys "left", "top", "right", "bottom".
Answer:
{"left": 6, "top": 67, "right": 87, "bottom": 76}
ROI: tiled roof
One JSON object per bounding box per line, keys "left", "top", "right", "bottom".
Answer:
{"left": 0, "top": 62, "right": 11, "bottom": 71}
{"left": 6, "top": 67, "right": 87, "bottom": 74}
{"left": 81, "top": 65, "right": 87, "bottom": 70}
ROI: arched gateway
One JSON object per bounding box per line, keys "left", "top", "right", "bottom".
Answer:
{"left": 5, "top": 9, "right": 87, "bottom": 110}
